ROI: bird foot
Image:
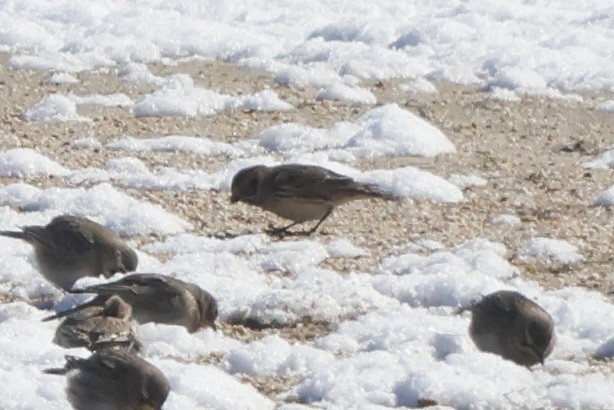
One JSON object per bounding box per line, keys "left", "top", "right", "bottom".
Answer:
{"left": 264, "top": 226, "right": 313, "bottom": 238}
{"left": 209, "top": 232, "right": 241, "bottom": 240}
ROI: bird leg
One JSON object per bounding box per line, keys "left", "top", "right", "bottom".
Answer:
{"left": 305, "top": 208, "right": 333, "bottom": 235}
{"left": 265, "top": 221, "right": 300, "bottom": 237}
{"left": 114, "top": 249, "right": 126, "bottom": 273}
{"left": 266, "top": 208, "right": 334, "bottom": 237}
{"left": 210, "top": 232, "right": 242, "bottom": 240}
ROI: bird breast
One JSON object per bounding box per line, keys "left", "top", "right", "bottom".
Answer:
{"left": 262, "top": 197, "right": 330, "bottom": 223}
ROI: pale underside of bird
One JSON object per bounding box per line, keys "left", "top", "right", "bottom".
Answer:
{"left": 466, "top": 290, "right": 556, "bottom": 367}
{"left": 48, "top": 295, "right": 142, "bottom": 352}
{"left": 44, "top": 349, "right": 170, "bottom": 410}
{"left": 230, "top": 163, "right": 394, "bottom": 236}
{"left": 0, "top": 215, "right": 138, "bottom": 291}
{"left": 46, "top": 273, "right": 218, "bottom": 333}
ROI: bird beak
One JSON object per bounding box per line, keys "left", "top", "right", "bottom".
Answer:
{"left": 530, "top": 345, "right": 545, "bottom": 366}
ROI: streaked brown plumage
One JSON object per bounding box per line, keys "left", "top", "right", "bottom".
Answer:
{"left": 230, "top": 164, "right": 393, "bottom": 236}
{"left": 48, "top": 295, "right": 142, "bottom": 352}
{"left": 467, "top": 290, "right": 555, "bottom": 367}
{"left": 44, "top": 349, "right": 170, "bottom": 410}
{"left": 0, "top": 215, "right": 138, "bottom": 290}
{"left": 46, "top": 273, "right": 218, "bottom": 333}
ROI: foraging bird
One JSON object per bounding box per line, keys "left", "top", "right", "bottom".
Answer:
{"left": 45, "top": 349, "right": 170, "bottom": 410}
{"left": 47, "top": 295, "right": 142, "bottom": 352}
{"left": 230, "top": 164, "right": 393, "bottom": 236}
{"left": 47, "top": 273, "right": 218, "bottom": 333}
{"left": 466, "top": 290, "right": 555, "bottom": 367}
{"left": 0, "top": 215, "right": 138, "bottom": 290}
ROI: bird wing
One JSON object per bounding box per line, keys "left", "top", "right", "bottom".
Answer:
{"left": 271, "top": 165, "right": 358, "bottom": 201}
{"left": 43, "top": 295, "right": 109, "bottom": 321}
{"left": 42, "top": 215, "right": 97, "bottom": 253}
{"left": 80, "top": 274, "right": 180, "bottom": 298}
{"left": 490, "top": 292, "right": 517, "bottom": 313}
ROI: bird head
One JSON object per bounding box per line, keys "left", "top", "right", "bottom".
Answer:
{"left": 230, "top": 165, "right": 268, "bottom": 204}
{"left": 116, "top": 248, "right": 138, "bottom": 273}
{"left": 102, "top": 295, "right": 132, "bottom": 320}
{"left": 522, "top": 318, "right": 555, "bottom": 366}
{"left": 193, "top": 289, "right": 219, "bottom": 332}
{"left": 141, "top": 365, "right": 171, "bottom": 410}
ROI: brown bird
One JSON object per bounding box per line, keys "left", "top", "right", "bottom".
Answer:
{"left": 44, "top": 349, "right": 170, "bottom": 410}
{"left": 47, "top": 295, "right": 142, "bottom": 352}
{"left": 467, "top": 290, "right": 555, "bottom": 367}
{"left": 0, "top": 215, "right": 138, "bottom": 290}
{"left": 46, "top": 273, "right": 218, "bottom": 333}
{"left": 230, "top": 164, "right": 393, "bottom": 236}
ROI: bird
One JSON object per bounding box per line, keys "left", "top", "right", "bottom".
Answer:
{"left": 46, "top": 295, "right": 142, "bottom": 352}
{"left": 44, "top": 349, "right": 170, "bottom": 410}
{"left": 0, "top": 215, "right": 138, "bottom": 290}
{"left": 465, "top": 290, "right": 555, "bottom": 367}
{"left": 46, "top": 273, "right": 218, "bottom": 333}
{"left": 230, "top": 163, "right": 393, "bottom": 236}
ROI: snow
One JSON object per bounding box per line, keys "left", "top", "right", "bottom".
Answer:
{"left": 491, "top": 213, "right": 521, "bottom": 226}
{"left": 258, "top": 104, "right": 456, "bottom": 158}
{"left": 400, "top": 78, "right": 438, "bottom": 94}
{"left": 118, "top": 62, "right": 165, "bottom": 86}
{"left": 448, "top": 174, "right": 487, "bottom": 190}
{"left": 69, "top": 137, "right": 102, "bottom": 149}
{"left": 594, "top": 338, "right": 614, "bottom": 360}
{"left": 0, "top": 149, "right": 69, "bottom": 178}
{"left": 316, "top": 83, "right": 377, "bottom": 104}
{"left": 67, "top": 93, "right": 134, "bottom": 107}
{"left": 596, "top": 100, "right": 614, "bottom": 112}
{"left": 519, "top": 237, "right": 583, "bottom": 264}
{"left": 133, "top": 74, "right": 292, "bottom": 117}
{"left": 488, "top": 87, "right": 521, "bottom": 102}
{"left": 525, "top": 88, "right": 584, "bottom": 103}
{"left": 583, "top": 149, "right": 614, "bottom": 169}
{"left": 347, "top": 105, "right": 456, "bottom": 158}
{"left": 47, "top": 72, "right": 78, "bottom": 84}
{"left": 359, "top": 167, "right": 463, "bottom": 203}
{"left": 0, "top": 183, "right": 189, "bottom": 236}
{"left": 224, "top": 335, "right": 334, "bottom": 377}
{"left": 60, "top": 152, "right": 462, "bottom": 203}
{"left": 326, "top": 238, "right": 369, "bottom": 258}
{"left": 0, "top": 302, "right": 71, "bottom": 409}
{"left": 0, "top": 205, "right": 612, "bottom": 408}
{"left": 23, "top": 95, "right": 90, "bottom": 122}
{"left": 3, "top": 0, "right": 611, "bottom": 96}
{"left": 107, "top": 135, "right": 242, "bottom": 157}
{"left": 594, "top": 185, "right": 614, "bottom": 206}
{"left": 153, "top": 359, "right": 275, "bottom": 410}
{"left": 1, "top": 1, "right": 613, "bottom": 408}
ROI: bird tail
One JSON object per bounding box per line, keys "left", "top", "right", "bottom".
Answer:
{"left": 89, "top": 337, "right": 143, "bottom": 353}
{"left": 0, "top": 230, "right": 26, "bottom": 240}
{"left": 42, "top": 295, "right": 108, "bottom": 322}
{"left": 42, "top": 306, "right": 82, "bottom": 322}
{"left": 353, "top": 183, "right": 397, "bottom": 200}
{"left": 0, "top": 226, "right": 55, "bottom": 248}
{"left": 43, "top": 356, "right": 81, "bottom": 375}
{"left": 454, "top": 305, "right": 472, "bottom": 315}
{"left": 42, "top": 308, "right": 80, "bottom": 321}
{"left": 72, "top": 283, "right": 127, "bottom": 296}
{"left": 43, "top": 367, "right": 67, "bottom": 375}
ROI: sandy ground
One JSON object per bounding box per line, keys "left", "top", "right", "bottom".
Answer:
{"left": 0, "top": 52, "right": 612, "bottom": 398}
